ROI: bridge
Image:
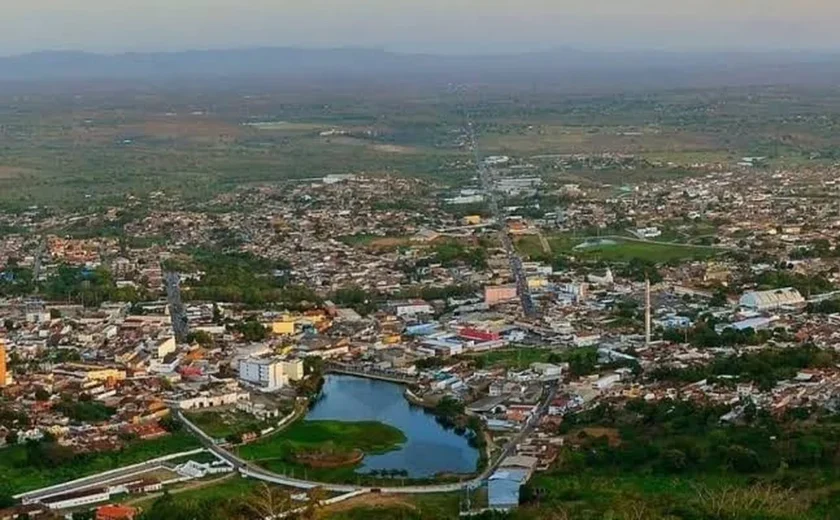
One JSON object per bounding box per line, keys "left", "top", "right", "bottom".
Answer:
{"left": 324, "top": 362, "right": 420, "bottom": 385}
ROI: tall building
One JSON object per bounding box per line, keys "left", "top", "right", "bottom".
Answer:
{"left": 0, "top": 337, "right": 7, "bottom": 387}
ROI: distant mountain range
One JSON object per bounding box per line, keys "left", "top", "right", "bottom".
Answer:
{"left": 2, "top": 47, "right": 840, "bottom": 89}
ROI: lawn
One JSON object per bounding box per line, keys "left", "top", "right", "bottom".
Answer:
{"left": 2, "top": 432, "right": 201, "bottom": 495}
{"left": 472, "top": 347, "right": 555, "bottom": 370}
{"left": 518, "top": 234, "right": 722, "bottom": 264}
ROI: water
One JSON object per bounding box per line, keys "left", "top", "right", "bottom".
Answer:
{"left": 306, "top": 374, "right": 479, "bottom": 478}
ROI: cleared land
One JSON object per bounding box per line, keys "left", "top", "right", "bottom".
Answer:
{"left": 184, "top": 409, "right": 270, "bottom": 440}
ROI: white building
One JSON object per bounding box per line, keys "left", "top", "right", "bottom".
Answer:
{"left": 635, "top": 227, "right": 662, "bottom": 239}
{"left": 238, "top": 357, "right": 304, "bottom": 389}
{"left": 739, "top": 287, "right": 804, "bottom": 311}
{"left": 239, "top": 358, "right": 288, "bottom": 390}
{"left": 155, "top": 337, "right": 177, "bottom": 359}
{"left": 393, "top": 300, "right": 433, "bottom": 318}
{"left": 281, "top": 359, "right": 305, "bottom": 381}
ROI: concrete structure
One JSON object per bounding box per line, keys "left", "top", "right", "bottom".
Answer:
{"left": 155, "top": 337, "right": 176, "bottom": 359}
{"left": 238, "top": 357, "right": 303, "bottom": 389}
{"left": 739, "top": 287, "right": 804, "bottom": 311}
{"left": 239, "top": 358, "right": 288, "bottom": 390}
{"left": 484, "top": 285, "right": 518, "bottom": 306}
{"left": 281, "top": 359, "right": 305, "bottom": 381}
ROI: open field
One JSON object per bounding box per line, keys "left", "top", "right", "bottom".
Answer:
{"left": 471, "top": 347, "right": 556, "bottom": 370}
{"left": 323, "top": 492, "right": 462, "bottom": 520}
{"left": 5, "top": 83, "right": 840, "bottom": 209}
{"left": 517, "top": 234, "right": 722, "bottom": 263}
{"left": 184, "top": 409, "right": 269, "bottom": 440}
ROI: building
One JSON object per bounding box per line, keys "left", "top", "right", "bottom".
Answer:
{"left": 0, "top": 337, "right": 6, "bottom": 387}
{"left": 52, "top": 364, "right": 127, "bottom": 382}
{"left": 739, "top": 287, "right": 804, "bottom": 311}
{"left": 239, "top": 358, "right": 288, "bottom": 390}
{"left": 155, "top": 337, "right": 177, "bottom": 359}
{"left": 488, "top": 469, "right": 528, "bottom": 510}
{"left": 392, "top": 300, "right": 433, "bottom": 318}
{"left": 271, "top": 320, "right": 296, "bottom": 335}
{"left": 281, "top": 359, "right": 305, "bottom": 381}
{"left": 487, "top": 456, "right": 538, "bottom": 511}
{"left": 485, "top": 285, "right": 518, "bottom": 306}
{"left": 173, "top": 391, "right": 249, "bottom": 410}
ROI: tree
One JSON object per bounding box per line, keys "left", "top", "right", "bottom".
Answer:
{"left": 302, "top": 487, "right": 327, "bottom": 519}
{"left": 34, "top": 388, "right": 51, "bottom": 402}
{"left": 243, "top": 483, "right": 292, "bottom": 519}
{"left": 186, "top": 330, "right": 214, "bottom": 347}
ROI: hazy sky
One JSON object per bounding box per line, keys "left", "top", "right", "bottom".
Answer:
{"left": 2, "top": 0, "right": 840, "bottom": 55}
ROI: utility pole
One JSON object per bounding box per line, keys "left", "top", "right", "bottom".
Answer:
{"left": 645, "top": 277, "right": 651, "bottom": 346}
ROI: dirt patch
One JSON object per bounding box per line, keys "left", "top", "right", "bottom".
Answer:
{"left": 0, "top": 166, "right": 35, "bottom": 179}
{"left": 367, "top": 237, "right": 409, "bottom": 249}
{"left": 371, "top": 144, "right": 414, "bottom": 154}
{"left": 295, "top": 449, "right": 364, "bottom": 468}
{"left": 319, "top": 493, "right": 417, "bottom": 517}
{"left": 569, "top": 427, "right": 622, "bottom": 447}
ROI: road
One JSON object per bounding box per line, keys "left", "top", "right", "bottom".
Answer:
{"left": 176, "top": 380, "right": 559, "bottom": 494}
{"left": 464, "top": 119, "right": 538, "bottom": 319}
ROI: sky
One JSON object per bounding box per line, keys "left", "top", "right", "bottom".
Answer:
{"left": 1, "top": 0, "right": 840, "bottom": 55}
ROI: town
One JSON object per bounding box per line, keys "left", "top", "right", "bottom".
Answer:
{"left": 2, "top": 148, "right": 840, "bottom": 519}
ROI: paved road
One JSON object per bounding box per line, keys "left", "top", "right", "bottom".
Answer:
{"left": 176, "top": 381, "right": 559, "bottom": 494}
{"left": 465, "top": 119, "right": 537, "bottom": 319}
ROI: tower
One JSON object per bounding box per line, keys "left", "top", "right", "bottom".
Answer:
{"left": 164, "top": 272, "right": 189, "bottom": 343}
{"left": 645, "top": 278, "right": 651, "bottom": 346}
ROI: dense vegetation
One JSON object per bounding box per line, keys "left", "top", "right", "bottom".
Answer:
{"left": 648, "top": 344, "right": 837, "bottom": 390}
{"left": 525, "top": 399, "right": 840, "bottom": 519}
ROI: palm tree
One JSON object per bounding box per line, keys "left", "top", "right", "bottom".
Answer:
{"left": 301, "top": 486, "right": 327, "bottom": 520}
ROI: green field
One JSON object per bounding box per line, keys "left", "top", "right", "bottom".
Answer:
{"left": 2, "top": 433, "right": 201, "bottom": 494}
{"left": 518, "top": 234, "right": 722, "bottom": 263}
{"left": 472, "top": 347, "right": 555, "bottom": 370}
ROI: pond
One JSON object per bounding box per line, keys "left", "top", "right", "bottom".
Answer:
{"left": 306, "top": 374, "right": 479, "bottom": 478}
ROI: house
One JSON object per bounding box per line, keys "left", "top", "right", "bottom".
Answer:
{"left": 96, "top": 504, "right": 138, "bottom": 520}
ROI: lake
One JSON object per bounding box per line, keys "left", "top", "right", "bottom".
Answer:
{"left": 306, "top": 374, "right": 479, "bottom": 478}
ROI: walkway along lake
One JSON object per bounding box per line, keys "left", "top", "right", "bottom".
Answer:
{"left": 306, "top": 374, "right": 479, "bottom": 478}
